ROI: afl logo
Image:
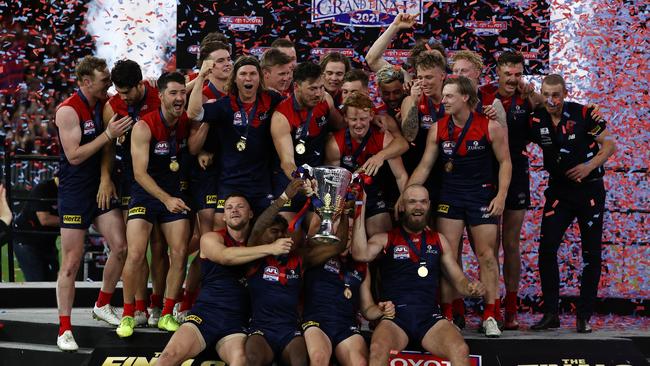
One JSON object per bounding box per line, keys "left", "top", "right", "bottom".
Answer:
{"left": 421, "top": 115, "right": 433, "bottom": 129}
{"left": 442, "top": 141, "right": 455, "bottom": 156}
{"left": 324, "top": 258, "right": 341, "bottom": 274}
{"left": 187, "top": 44, "right": 200, "bottom": 55}
{"left": 263, "top": 266, "right": 280, "bottom": 282}
{"left": 154, "top": 141, "right": 170, "bottom": 155}
{"left": 83, "top": 120, "right": 95, "bottom": 135}
{"left": 393, "top": 245, "right": 410, "bottom": 260}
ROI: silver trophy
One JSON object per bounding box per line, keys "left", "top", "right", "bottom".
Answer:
{"left": 310, "top": 166, "right": 353, "bottom": 245}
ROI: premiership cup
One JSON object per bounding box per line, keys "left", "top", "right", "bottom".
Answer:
{"left": 310, "top": 166, "right": 352, "bottom": 245}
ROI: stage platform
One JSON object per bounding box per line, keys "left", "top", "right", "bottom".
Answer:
{"left": 0, "top": 308, "right": 648, "bottom": 366}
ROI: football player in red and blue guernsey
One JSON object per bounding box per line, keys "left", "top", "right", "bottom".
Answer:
{"left": 261, "top": 48, "right": 294, "bottom": 96}
{"left": 270, "top": 61, "right": 344, "bottom": 231}
{"left": 529, "top": 74, "right": 616, "bottom": 333}
{"left": 117, "top": 72, "right": 193, "bottom": 337}
{"left": 245, "top": 179, "right": 354, "bottom": 366}
{"left": 189, "top": 56, "right": 284, "bottom": 229}
{"left": 100, "top": 59, "right": 166, "bottom": 327}
{"left": 352, "top": 185, "right": 486, "bottom": 366}
{"left": 320, "top": 52, "right": 351, "bottom": 108}
{"left": 406, "top": 76, "right": 511, "bottom": 337}
{"left": 54, "top": 56, "right": 133, "bottom": 351}
{"left": 155, "top": 192, "right": 294, "bottom": 366}
{"left": 325, "top": 92, "right": 409, "bottom": 237}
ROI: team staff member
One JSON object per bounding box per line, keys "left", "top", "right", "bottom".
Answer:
{"left": 188, "top": 56, "right": 284, "bottom": 223}
{"left": 405, "top": 76, "right": 511, "bottom": 337}
{"left": 352, "top": 185, "right": 485, "bottom": 366}
{"left": 245, "top": 181, "right": 353, "bottom": 366}
{"left": 100, "top": 59, "right": 167, "bottom": 327}
{"left": 529, "top": 74, "right": 616, "bottom": 333}
{"left": 155, "top": 190, "right": 298, "bottom": 366}
{"left": 325, "top": 92, "right": 408, "bottom": 237}
{"left": 270, "top": 61, "right": 344, "bottom": 223}
{"left": 54, "top": 55, "right": 133, "bottom": 351}
{"left": 117, "top": 72, "right": 193, "bottom": 337}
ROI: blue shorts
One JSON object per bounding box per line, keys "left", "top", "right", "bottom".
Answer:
{"left": 365, "top": 184, "right": 388, "bottom": 219}
{"left": 127, "top": 192, "right": 189, "bottom": 224}
{"left": 505, "top": 159, "right": 530, "bottom": 210}
{"left": 216, "top": 186, "right": 273, "bottom": 216}
{"left": 436, "top": 187, "right": 498, "bottom": 225}
{"left": 248, "top": 324, "right": 301, "bottom": 357}
{"left": 185, "top": 295, "right": 249, "bottom": 347}
{"left": 58, "top": 187, "right": 118, "bottom": 229}
{"left": 119, "top": 175, "right": 133, "bottom": 210}
{"left": 189, "top": 165, "right": 218, "bottom": 212}
{"left": 301, "top": 318, "right": 360, "bottom": 347}
{"left": 272, "top": 170, "right": 310, "bottom": 213}
{"left": 388, "top": 305, "right": 445, "bottom": 345}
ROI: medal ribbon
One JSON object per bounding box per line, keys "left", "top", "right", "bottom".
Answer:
{"left": 446, "top": 112, "right": 474, "bottom": 163}
{"left": 399, "top": 227, "right": 427, "bottom": 264}
{"left": 77, "top": 90, "right": 103, "bottom": 136}
{"left": 425, "top": 96, "right": 445, "bottom": 124}
{"left": 292, "top": 93, "right": 313, "bottom": 143}
{"left": 235, "top": 97, "right": 258, "bottom": 143}
{"left": 343, "top": 128, "right": 372, "bottom": 171}
{"left": 127, "top": 87, "right": 147, "bottom": 120}
{"left": 208, "top": 81, "right": 223, "bottom": 99}
{"left": 159, "top": 109, "right": 178, "bottom": 164}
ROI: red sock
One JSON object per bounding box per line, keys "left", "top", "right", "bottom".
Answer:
{"left": 483, "top": 303, "right": 496, "bottom": 321}
{"left": 135, "top": 299, "right": 147, "bottom": 313}
{"left": 452, "top": 298, "right": 465, "bottom": 316}
{"left": 505, "top": 291, "right": 518, "bottom": 315}
{"left": 95, "top": 290, "right": 113, "bottom": 308}
{"left": 441, "top": 303, "right": 453, "bottom": 321}
{"left": 150, "top": 293, "right": 163, "bottom": 309}
{"left": 494, "top": 298, "right": 503, "bottom": 321}
{"left": 162, "top": 298, "right": 176, "bottom": 316}
{"left": 123, "top": 303, "right": 135, "bottom": 318}
{"left": 58, "top": 316, "right": 72, "bottom": 336}
{"left": 179, "top": 289, "right": 199, "bottom": 312}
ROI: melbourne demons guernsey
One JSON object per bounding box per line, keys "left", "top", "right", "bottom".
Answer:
{"left": 436, "top": 113, "right": 496, "bottom": 194}
{"left": 480, "top": 84, "right": 531, "bottom": 163}
{"left": 203, "top": 90, "right": 283, "bottom": 195}
{"left": 56, "top": 90, "right": 106, "bottom": 189}
{"left": 333, "top": 126, "right": 385, "bottom": 172}
{"left": 529, "top": 102, "right": 606, "bottom": 185}
{"left": 373, "top": 101, "right": 399, "bottom": 120}
{"left": 303, "top": 255, "right": 367, "bottom": 324}
{"left": 379, "top": 227, "right": 443, "bottom": 308}
{"left": 202, "top": 80, "right": 225, "bottom": 101}
{"left": 108, "top": 84, "right": 161, "bottom": 181}
{"left": 247, "top": 253, "right": 303, "bottom": 328}
{"left": 196, "top": 229, "right": 249, "bottom": 311}
{"left": 275, "top": 94, "right": 331, "bottom": 168}
{"left": 131, "top": 109, "right": 190, "bottom": 197}
{"left": 403, "top": 94, "right": 445, "bottom": 174}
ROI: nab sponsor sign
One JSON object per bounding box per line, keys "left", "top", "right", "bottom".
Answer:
{"left": 219, "top": 16, "right": 263, "bottom": 31}
{"left": 311, "top": 0, "right": 423, "bottom": 27}
{"left": 389, "top": 350, "right": 482, "bottom": 366}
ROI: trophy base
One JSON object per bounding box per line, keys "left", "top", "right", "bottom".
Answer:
{"left": 310, "top": 233, "right": 341, "bottom": 245}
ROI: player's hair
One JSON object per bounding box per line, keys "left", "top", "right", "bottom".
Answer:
{"left": 414, "top": 51, "right": 447, "bottom": 73}
{"left": 542, "top": 74, "right": 567, "bottom": 90}
{"left": 375, "top": 64, "right": 405, "bottom": 86}
{"left": 111, "top": 59, "right": 143, "bottom": 89}
{"left": 451, "top": 50, "right": 484, "bottom": 74}
{"left": 497, "top": 51, "right": 524, "bottom": 67}
{"left": 444, "top": 76, "right": 479, "bottom": 108}
{"left": 271, "top": 38, "right": 295, "bottom": 49}
{"left": 75, "top": 56, "right": 107, "bottom": 80}
{"left": 197, "top": 40, "right": 230, "bottom": 68}
{"left": 156, "top": 72, "right": 185, "bottom": 92}
{"left": 271, "top": 214, "right": 289, "bottom": 231}
{"left": 408, "top": 39, "right": 447, "bottom": 68}
{"left": 223, "top": 192, "right": 251, "bottom": 208}
{"left": 226, "top": 56, "right": 265, "bottom": 95}
{"left": 260, "top": 48, "right": 293, "bottom": 70}
{"left": 319, "top": 52, "right": 351, "bottom": 73}
{"left": 293, "top": 62, "right": 322, "bottom": 84}
{"left": 200, "top": 32, "right": 229, "bottom": 48}
{"left": 342, "top": 92, "right": 373, "bottom": 114}
{"left": 343, "top": 69, "right": 369, "bottom": 89}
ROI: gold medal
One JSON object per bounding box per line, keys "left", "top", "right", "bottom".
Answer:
{"left": 295, "top": 143, "right": 306, "bottom": 155}
{"left": 418, "top": 265, "right": 429, "bottom": 278}
{"left": 169, "top": 160, "right": 179, "bottom": 172}
{"left": 236, "top": 139, "right": 246, "bottom": 152}
{"left": 444, "top": 160, "right": 454, "bottom": 173}
{"left": 343, "top": 287, "right": 352, "bottom": 299}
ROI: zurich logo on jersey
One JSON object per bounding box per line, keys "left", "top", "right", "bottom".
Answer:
{"left": 393, "top": 245, "right": 410, "bottom": 260}
{"left": 263, "top": 266, "right": 280, "bottom": 282}
{"left": 467, "top": 140, "right": 486, "bottom": 151}
{"left": 154, "top": 141, "right": 170, "bottom": 155}
{"left": 83, "top": 120, "right": 95, "bottom": 135}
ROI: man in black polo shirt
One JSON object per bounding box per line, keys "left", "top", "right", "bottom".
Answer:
{"left": 528, "top": 74, "right": 617, "bottom": 333}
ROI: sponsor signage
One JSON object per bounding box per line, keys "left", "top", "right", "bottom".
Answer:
{"left": 311, "top": 0, "right": 423, "bottom": 27}
{"left": 219, "top": 16, "right": 263, "bottom": 31}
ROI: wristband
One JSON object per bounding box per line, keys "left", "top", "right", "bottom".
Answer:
{"left": 280, "top": 192, "right": 289, "bottom": 201}
{"left": 104, "top": 129, "right": 114, "bottom": 140}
